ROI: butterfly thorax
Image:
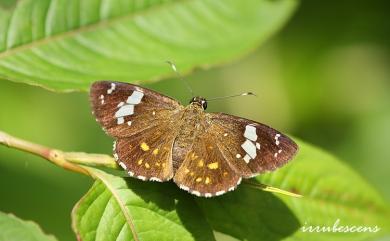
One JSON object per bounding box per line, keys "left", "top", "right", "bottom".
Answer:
{"left": 172, "top": 102, "right": 208, "bottom": 171}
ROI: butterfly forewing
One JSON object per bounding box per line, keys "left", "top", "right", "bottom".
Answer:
{"left": 90, "top": 81, "right": 183, "bottom": 138}
{"left": 90, "top": 81, "right": 184, "bottom": 181}
{"left": 206, "top": 113, "right": 298, "bottom": 178}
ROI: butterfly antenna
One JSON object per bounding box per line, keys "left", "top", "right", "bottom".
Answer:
{"left": 207, "top": 92, "right": 257, "bottom": 101}
{"left": 166, "top": 61, "right": 194, "bottom": 97}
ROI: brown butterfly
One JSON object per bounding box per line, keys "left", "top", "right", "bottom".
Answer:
{"left": 90, "top": 81, "right": 298, "bottom": 197}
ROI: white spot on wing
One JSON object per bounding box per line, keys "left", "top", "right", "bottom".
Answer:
{"left": 179, "top": 185, "right": 189, "bottom": 191}
{"left": 243, "top": 154, "right": 251, "bottom": 163}
{"left": 223, "top": 133, "right": 228, "bottom": 137}
{"left": 191, "top": 191, "right": 201, "bottom": 196}
{"left": 126, "top": 91, "right": 144, "bottom": 104}
{"left": 205, "top": 193, "right": 212, "bottom": 198}
{"left": 275, "top": 133, "right": 281, "bottom": 145}
{"left": 150, "top": 177, "right": 162, "bottom": 182}
{"left": 215, "top": 190, "right": 225, "bottom": 196}
{"left": 127, "top": 121, "right": 132, "bottom": 126}
{"left": 118, "top": 162, "right": 127, "bottom": 170}
{"left": 274, "top": 149, "right": 283, "bottom": 158}
{"left": 117, "top": 117, "right": 124, "bottom": 125}
{"left": 244, "top": 125, "right": 257, "bottom": 141}
{"left": 114, "top": 90, "right": 144, "bottom": 125}
{"left": 137, "top": 175, "right": 146, "bottom": 180}
{"left": 241, "top": 140, "right": 257, "bottom": 159}
{"left": 115, "top": 105, "right": 134, "bottom": 118}
{"left": 240, "top": 124, "right": 259, "bottom": 163}
{"left": 107, "top": 83, "right": 116, "bottom": 94}
{"left": 236, "top": 153, "right": 241, "bottom": 158}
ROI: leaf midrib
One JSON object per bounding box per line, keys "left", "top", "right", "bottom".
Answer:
{"left": 0, "top": 0, "right": 191, "bottom": 59}
{"left": 93, "top": 171, "right": 140, "bottom": 241}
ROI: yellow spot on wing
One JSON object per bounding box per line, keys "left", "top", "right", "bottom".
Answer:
{"left": 155, "top": 162, "right": 161, "bottom": 167}
{"left": 152, "top": 149, "right": 159, "bottom": 155}
{"left": 223, "top": 171, "right": 228, "bottom": 176}
{"left": 140, "top": 142, "right": 150, "bottom": 151}
{"left": 196, "top": 177, "right": 202, "bottom": 182}
{"left": 137, "top": 159, "right": 143, "bottom": 165}
{"left": 145, "top": 163, "right": 150, "bottom": 169}
{"left": 184, "top": 168, "right": 190, "bottom": 174}
{"left": 197, "top": 159, "right": 204, "bottom": 167}
{"left": 207, "top": 162, "right": 219, "bottom": 169}
{"left": 205, "top": 177, "right": 211, "bottom": 184}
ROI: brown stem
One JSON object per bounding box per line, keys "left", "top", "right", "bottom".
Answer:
{"left": 0, "top": 130, "right": 119, "bottom": 176}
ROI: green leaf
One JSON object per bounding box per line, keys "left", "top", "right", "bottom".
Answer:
{"left": 196, "top": 185, "right": 300, "bottom": 241}
{"left": 0, "top": 0, "right": 297, "bottom": 91}
{"left": 0, "top": 212, "right": 57, "bottom": 241}
{"left": 72, "top": 167, "right": 215, "bottom": 241}
{"left": 197, "top": 140, "right": 390, "bottom": 241}
{"left": 73, "top": 140, "right": 390, "bottom": 241}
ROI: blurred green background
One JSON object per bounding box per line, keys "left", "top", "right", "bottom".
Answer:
{"left": 1, "top": 0, "right": 389, "bottom": 240}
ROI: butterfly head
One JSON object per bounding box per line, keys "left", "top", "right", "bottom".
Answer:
{"left": 190, "top": 96, "right": 207, "bottom": 110}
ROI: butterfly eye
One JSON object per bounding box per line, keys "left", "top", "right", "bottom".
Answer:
{"left": 202, "top": 100, "right": 207, "bottom": 110}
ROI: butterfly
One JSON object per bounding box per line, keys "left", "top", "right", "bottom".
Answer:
{"left": 90, "top": 81, "right": 298, "bottom": 197}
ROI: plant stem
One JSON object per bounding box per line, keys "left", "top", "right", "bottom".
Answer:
{"left": 64, "top": 152, "right": 118, "bottom": 169}
{"left": 0, "top": 130, "right": 117, "bottom": 176}
{"left": 0, "top": 130, "right": 301, "bottom": 198}
{"left": 243, "top": 179, "right": 302, "bottom": 198}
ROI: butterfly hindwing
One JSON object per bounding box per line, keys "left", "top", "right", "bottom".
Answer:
{"left": 173, "top": 132, "right": 242, "bottom": 197}
{"left": 114, "top": 119, "right": 181, "bottom": 181}
{"left": 90, "top": 81, "right": 183, "bottom": 138}
{"left": 206, "top": 113, "right": 298, "bottom": 178}
{"left": 173, "top": 112, "right": 297, "bottom": 197}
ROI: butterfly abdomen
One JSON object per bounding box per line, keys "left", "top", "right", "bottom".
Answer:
{"left": 172, "top": 104, "right": 207, "bottom": 171}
